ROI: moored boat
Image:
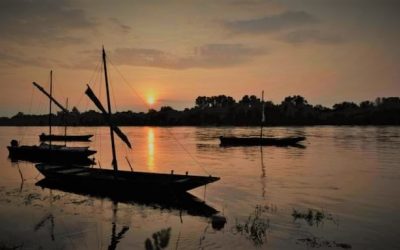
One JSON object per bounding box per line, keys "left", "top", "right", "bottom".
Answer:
{"left": 219, "top": 91, "right": 306, "bottom": 147}
{"left": 219, "top": 135, "right": 306, "bottom": 146}
{"left": 8, "top": 140, "right": 96, "bottom": 165}
{"left": 32, "top": 81, "right": 93, "bottom": 142}
{"left": 36, "top": 164, "right": 219, "bottom": 193}
{"left": 39, "top": 133, "right": 93, "bottom": 142}
{"left": 7, "top": 71, "right": 96, "bottom": 165}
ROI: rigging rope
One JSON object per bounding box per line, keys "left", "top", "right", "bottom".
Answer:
{"left": 107, "top": 58, "right": 211, "bottom": 176}
{"left": 76, "top": 53, "right": 102, "bottom": 108}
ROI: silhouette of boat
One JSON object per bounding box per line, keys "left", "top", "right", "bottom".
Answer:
{"left": 7, "top": 71, "right": 96, "bottom": 164}
{"left": 220, "top": 91, "right": 306, "bottom": 147}
{"left": 39, "top": 133, "right": 93, "bottom": 142}
{"left": 32, "top": 81, "right": 93, "bottom": 142}
{"left": 35, "top": 47, "right": 219, "bottom": 194}
{"left": 8, "top": 140, "right": 96, "bottom": 165}
{"left": 219, "top": 135, "right": 306, "bottom": 146}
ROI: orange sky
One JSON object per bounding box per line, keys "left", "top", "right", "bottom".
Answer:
{"left": 0, "top": 0, "right": 399, "bottom": 116}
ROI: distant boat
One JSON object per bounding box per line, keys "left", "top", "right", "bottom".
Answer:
{"left": 36, "top": 47, "right": 220, "bottom": 194}
{"left": 219, "top": 136, "right": 306, "bottom": 147}
{"left": 7, "top": 71, "right": 96, "bottom": 164}
{"left": 32, "top": 81, "right": 93, "bottom": 142}
{"left": 219, "top": 91, "right": 306, "bottom": 147}
{"left": 39, "top": 133, "right": 93, "bottom": 142}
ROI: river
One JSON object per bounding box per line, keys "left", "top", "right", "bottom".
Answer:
{"left": 0, "top": 126, "right": 399, "bottom": 249}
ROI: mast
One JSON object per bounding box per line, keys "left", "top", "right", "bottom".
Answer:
{"left": 49, "top": 70, "right": 53, "bottom": 147}
{"left": 64, "top": 98, "right": 68, "bottom": 145}
{"left": 102, "top": 47, "right": 118, "bottom": 171}
{"left": 260, "top": 90, "right": 264, "bottom": 139}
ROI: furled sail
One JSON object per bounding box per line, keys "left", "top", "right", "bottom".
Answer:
{"left": 85, "top": 85, "right": 132, "bottom": 148}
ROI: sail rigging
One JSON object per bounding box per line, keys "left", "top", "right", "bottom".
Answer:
{"left": 85, "top": 85, "right": 132, "bottom": 149}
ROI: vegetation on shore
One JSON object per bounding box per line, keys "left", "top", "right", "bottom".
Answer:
{"left": 1, "top": 95, "right": 399, "bottom": 126}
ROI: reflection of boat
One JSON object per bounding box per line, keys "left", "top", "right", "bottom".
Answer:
{"left": 36, "top": 47, "right": 219, "bottom": 194}
{"left": 219, "top": 91, "right": 306, "bottom": 147}
{"left": 32, "top": 81, "right": 93, "bottom": 142}
{"left": 219, "top": 136, "right": 306, "bottom": 147}
{"left": 8, "top": 141, "right": 96, "bottom": 165}
{"left": 39, "top": 133, "right": 93, "bottom": 142}
{"left": 36, "top": 178, "right": 219, "bottom": 218}
{"left": 7, "top": 71, "right": 96, "bottom": 164}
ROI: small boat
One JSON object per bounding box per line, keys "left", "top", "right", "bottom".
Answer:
{"left": 36, "top": 164, "right": 219, "bottom": 194}
{"left": 36, "top": 47, "right": 219, "bottom": 194}
{"left": 219, "top": 135, "right": 306, "bottom": 146}
{"left": 32, "top": 81, "right": 93, "bottom": 142}
{"left": 219, "top": 91, "right": 306, "bottom": 147}
{"left": 8, "top": 140, "right": 96, "bottom": 165}
{"left": 39, "top": 133, "right": 93, "bottom": 142}
{"left": 7, "top": 71, "right": 96, "bottom": 164}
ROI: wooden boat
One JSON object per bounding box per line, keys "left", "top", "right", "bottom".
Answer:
{"left": 219, "top": 135, "right": 306, "bottom": 146}
{"left": 7, "top": 71, "right": 96, "bottom": 164}
{"left": 36, "top": 164, "right": 219, "bottom": 194}
{"left": 219, "top": 91, "right": 306, "bottom": 147}
{"left": 36, "top": 47, "right": 220, "bottom": 194}
{"left": 8, "top": 140, "right": 96, "bottom": 165}
{"left": 39, "top": 133, "right": 93, "bottom": 142}
{"left": 32, "top": 81, "right": 93, "bottom": 142}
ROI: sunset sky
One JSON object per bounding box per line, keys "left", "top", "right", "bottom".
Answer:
{"left": 0, "top": 0, "right": 399, "bottom": 116}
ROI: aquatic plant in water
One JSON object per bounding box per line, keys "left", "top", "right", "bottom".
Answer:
{"left": 145, "top": 227, "right": 171, "bottom": 250}
{"left": 233, "top": 205, "right": 270, "bottom": 246}
{"left": 292, "top": 208, "right": 336, "bottom": 226}
{"left": 297, "top": 236, "right": 352, "bottom": 249}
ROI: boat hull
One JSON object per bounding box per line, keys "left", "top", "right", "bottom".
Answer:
{"left": 35, "top": 164, "right": 220, "bottom": 193}
{"left": 8, "top": 145, "right": 96, "bottom": 165}
{"left": 40, "top": 134, "right": 93, "bottom": 142}
{"left": 219, "top": 136, "right": 306, "bottom": 146}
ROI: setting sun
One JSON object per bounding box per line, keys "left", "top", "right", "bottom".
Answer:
{"left": 147, "top": 96, "right": 155, "bottom": 106}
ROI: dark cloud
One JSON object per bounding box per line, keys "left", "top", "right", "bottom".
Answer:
{"left": 225, "top": 11, "right": 318, "bottom": 34}
{"left": 279, "top": 29, "right": 344, "bottom": 45}
{"left": 0, "top": 0, "right": 96, "bottom": 46}
{"left": 111, "top": 44, "right": 264, "bottom": 69}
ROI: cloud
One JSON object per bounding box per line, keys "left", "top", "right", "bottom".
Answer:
{"left": 0, "top": 0, "right": 96, "bottom": 46}
{"left": 109, "top": 18, "right": 131, "bottom": 34}
{"left": 224, "top": 11, "right": 318, "bottom": 34}
{"left": 111, "top": 43, "right": 265, "bottom": 69}
{"left": 25, "top": 44, "right": 263, "bottom": 71}
{"left": 0, "top": 50, "right": 61, "bottom": 68}
{"left": 279, "top": 29, "right": 344, "bottom": 45}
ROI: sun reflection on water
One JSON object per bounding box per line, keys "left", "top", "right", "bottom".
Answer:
{"left": 147, "top": 127, "right": 155, "bottom": 170}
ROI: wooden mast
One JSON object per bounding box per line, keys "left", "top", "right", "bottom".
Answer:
{"left": 49, "top": 70, "right": 53, "bottom": 147}
{"left": 102, "top": 47, "right": 118, "bottom": 171}
{"left": 64, "top": 98, "right": 68, "bottom": 145}
{"left": 260, "top": 90, "right": 264, "bottom": 139}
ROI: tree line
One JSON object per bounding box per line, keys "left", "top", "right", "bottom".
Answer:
{"left": 1, "top": 95, "right": 399, "bottom": 126}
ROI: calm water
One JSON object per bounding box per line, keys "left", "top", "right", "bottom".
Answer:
{"left": 0, "top": 126, "right": 399, "bottom": 249}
